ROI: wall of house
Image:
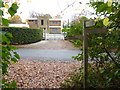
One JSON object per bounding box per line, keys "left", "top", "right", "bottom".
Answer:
{"left": 27, "top": 18, "right": 63, "bottom": 34}
{"left": 37, "top": 18, "right": 48, "bottom": 30}
{"left": 28, "top": 22, "right": 38, "bottom": 28}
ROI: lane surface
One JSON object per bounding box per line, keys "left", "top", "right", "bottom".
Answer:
{"left": 15, "top": 49, "right": 81, "bottom": 62}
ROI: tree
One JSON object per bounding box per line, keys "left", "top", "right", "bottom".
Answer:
{"left": 29, "top": 11, "right": 52, "bottom": 19}
{"left": 8, "top": 15, "right": 22, "bottom": 24}
{"left": 61, "top": 1, "right": 120, "bottom": 88}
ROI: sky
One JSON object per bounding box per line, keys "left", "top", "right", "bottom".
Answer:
{"left": 15, "top": 0, "right": 95, "bottom": 22}
{"left": 5, "top": 0, "right": 96, "bottom": 22}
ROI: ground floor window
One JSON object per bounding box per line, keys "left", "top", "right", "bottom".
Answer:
{"left": 52, "top": 28, "right": 58, "bottom": 33}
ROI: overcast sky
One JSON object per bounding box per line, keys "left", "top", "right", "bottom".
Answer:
{"left": 4, "top": 0, "right": 98, "bottom": 22}
{"left": 16, "top": 0, "right": 95, "bottom": 21}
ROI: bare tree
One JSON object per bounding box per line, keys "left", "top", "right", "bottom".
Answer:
{"left": 9, "top": 15, "right": 22, "bottom": 24}
{"left": 29, "top": 11, "right": 52, "bottom": 19}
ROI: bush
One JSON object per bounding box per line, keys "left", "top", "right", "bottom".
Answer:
{"left": 60, "top": 63, "right": 120, "bottom": 88}
{"left": 1, "top": 27, "right": 43, "bottom": 44}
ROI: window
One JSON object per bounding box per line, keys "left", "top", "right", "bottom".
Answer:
{"left": 41, "top": 20, "right": 44, "bottom": 25}
{"left": 28, "top": 20, "right": 38, "bottom": 25}
{"left": 35, "top": 21, "right": 38, "bottom": 25}
{"left": 28, "top": 20, "right": 34, "bottom": 22}
{"left": 52, "top": 21, "right": 58, "bottom": 25}
{"left": 52, "top": 28, "right": 58, "bottom": 33}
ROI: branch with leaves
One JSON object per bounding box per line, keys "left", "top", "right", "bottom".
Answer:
{"left": 0, "top": 1, "right": 20, "bottom": 88}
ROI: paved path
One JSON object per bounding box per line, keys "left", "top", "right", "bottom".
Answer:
{"left": 15, "top": 49, "right": 81, "bottom": 62}
{"left": 15, "top": 40, "right": 80, "bottom": 62}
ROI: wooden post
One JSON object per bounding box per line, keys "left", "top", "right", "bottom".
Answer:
{"left": 83, "top": 20, "right": 88, "bottom": 89}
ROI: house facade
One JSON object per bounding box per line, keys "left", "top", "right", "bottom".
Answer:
{"left": 37, "top": 18, "right": 49, "bottom": 30}
{"left": 27, "top": 18, "right": 38, "bottom": 28}
{"left": 48, "top": 19, "right": 62, "bottom": 34}
{"left": 27, "top": 18, "right": 63, "bottom": 34}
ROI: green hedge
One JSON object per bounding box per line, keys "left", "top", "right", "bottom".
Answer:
{"left": 1, "top": 27, "right": 43, "bottom": 44}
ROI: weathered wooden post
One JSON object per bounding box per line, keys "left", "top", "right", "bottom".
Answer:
{"left": 66, "top": 19, "right": 96, "bottom": 88}
{"left": 83, "top": 20, "right": 88, "bottom": 89}
{"left": 83, "top": 20, "right": 95, "bottom": 88}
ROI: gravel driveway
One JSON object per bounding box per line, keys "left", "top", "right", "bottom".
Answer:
{"left": 15, "top": 40, "right": 79, "bottom": 50}
{"left": 14, "top": 40, "right": 80, "bottom": 62}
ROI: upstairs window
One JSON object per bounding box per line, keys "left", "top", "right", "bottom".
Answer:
{"left": 52, "top": 21, "right": 58, "bottom": 25}
{"left": 41, "top": 20, "right": 44, "bottom": 25}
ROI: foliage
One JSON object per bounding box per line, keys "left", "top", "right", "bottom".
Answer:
{"left": 62, "top": 16, "right": 87, "bottom": 47}
{"left": 61, "top": 1, "right": 120, "bottom": 88}
{"left": 1, "top": 27, "right": 43, "bottom": 44}
{"left": 61, "top": 62, "right": 120, "bottom": 88}
{"left": 0, "top": 32, "right": 20, "bottom": 88}
{"left": 89, "top": 1, "right": 120, "bottom": 29}
{"left": 8, "top": 15, "right": 22, "bottom": 24}
{"left": 8, "top": 3, "right": 19, "bottom": 17}
{"left": 0, "top": 1, "right": 20, "bottom": 88}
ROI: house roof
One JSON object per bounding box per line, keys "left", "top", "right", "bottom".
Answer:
{"left": 49, "top": 19, "right": 62, "bottom": 21}
{"left": 27, "top": 18, "right": 38, "bottom": 20}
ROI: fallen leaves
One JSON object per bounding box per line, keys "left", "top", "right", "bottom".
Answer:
{"left": 4, "top": 60, "right": 81, "bottom": 88}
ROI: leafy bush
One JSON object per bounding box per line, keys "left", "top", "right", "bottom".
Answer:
{"left": 63, "top": 17, "right": 88, "bottom": 48}
{"left": 1, "top": 27, "right": 43, "bottom": 44}
{"left": 60, "top": 63, "right": 120, "bottom": 88}
{"left": 61, "top": 1, "right": 120, "bottom": 89}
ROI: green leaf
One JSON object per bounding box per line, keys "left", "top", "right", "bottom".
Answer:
{"left": 6, "top": 33, "right": 13, "bottom": 38}
{"left": 0, "top": 1, "right": 4, "bottom": 8}
{"left": 14, "top": 52, "right": 20, "bottom": 59}
{"left": 100, "top": 70, "right": 105, "bottom": 74}
{"left": 107, "top": 7, "right": 112, "bottom": 14}
{"left": 2, "top": 78, "right": 8, "bottom": 83}
{"left": 2, "top": 63, "right": 8, "bottom": 75}
{"left": 11, "top": 81, "right": 17, "bottom": 88}
{"left": 0, "top": 10, "right": 3, "bottom": 16}
{"left": 11, "top": 58, "right": 18, "bottom": 63}
{"left": 8, "top": 3, "right": 19, "bottom": 17}
{"left": 2, "top": 18, "right": 10, "bottom": 26}
{"left": 96, "top": 4, "right": 107, "bottom": 13}
{"left": 97, "top": 37, "right": 103, "bottom": 39}
{"left": 2, "top": 35, "right": 8, "bottom": 42}
{"left": 10, "top": 46, "right": 18, "bottom": 50}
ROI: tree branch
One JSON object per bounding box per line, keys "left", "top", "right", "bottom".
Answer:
{"left": 103, "top": 47, "right": 120, "bottom": 68}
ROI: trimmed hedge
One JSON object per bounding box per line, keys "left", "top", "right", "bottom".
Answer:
{"left": 1, "top": 27, "right": 43, "bottom": 44}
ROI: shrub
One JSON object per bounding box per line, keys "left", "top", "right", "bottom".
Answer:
{"left": 60, "top": 63, "right": 120, "bottom": 88}
{"left": 61, "top": 1, "right": 120, "bottom": 89}
{"left": 1, "top": 27, "right": 43, "bottom": 44}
